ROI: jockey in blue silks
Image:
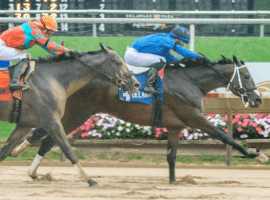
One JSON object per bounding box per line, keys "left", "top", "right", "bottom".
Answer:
{"left": 124, "top": 26, "right": 211, "bottom": 95}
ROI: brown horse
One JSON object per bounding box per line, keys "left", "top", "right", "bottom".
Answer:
{"left": 11, "top": 55, "right": 267, "bottom": 185}
{"left": 0, "top": 43, "right": 140, "bottom": 186}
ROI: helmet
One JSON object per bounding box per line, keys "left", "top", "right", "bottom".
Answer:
{"left": 37, "top": 16, "right": 58, "bottom": 32}
{"left": 169, "top": 26, "right": 190, "bottom": 43}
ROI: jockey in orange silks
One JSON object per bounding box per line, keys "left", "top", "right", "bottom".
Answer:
{"left": 0, "top": 16, "right": 73, "bottom": 90}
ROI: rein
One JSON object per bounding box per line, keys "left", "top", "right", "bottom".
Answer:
{"left": 72, "top": 52, "right": 133, "bottom": 88}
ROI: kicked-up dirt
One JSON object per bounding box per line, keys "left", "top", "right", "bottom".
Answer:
{"left": 0, "top": 162, "right": 270, "bottom": 200}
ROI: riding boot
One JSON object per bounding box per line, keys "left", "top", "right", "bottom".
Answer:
{"left": 9, "top": 58, "right": 30, "bottom": 90}
{"left": 144, "top": 68, "right": 161, "bottom": 95}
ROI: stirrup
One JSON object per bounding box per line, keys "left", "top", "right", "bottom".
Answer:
{"left": 144, "top": 87, "right": 161, "bottom": 95}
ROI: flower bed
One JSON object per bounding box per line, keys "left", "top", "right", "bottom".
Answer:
{"left": 69, "top": 113, "right": 270, "bottom": 140}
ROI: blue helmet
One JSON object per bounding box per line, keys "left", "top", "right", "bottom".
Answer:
{"left": 169, "top": 26, "right": 190, "bottom": 43}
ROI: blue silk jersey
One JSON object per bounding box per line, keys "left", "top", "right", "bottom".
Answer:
{"left": 130, "top": 33, "right": 199, "bottom": 62}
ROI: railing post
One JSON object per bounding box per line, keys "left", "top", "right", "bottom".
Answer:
{"left": 226, "top": 107, "right": 233, "bottom": 166}
{"left": 189, "top": 24, "right": 195, "bottom": 52}
{"left": 260, "top": 24, "right": 264, "bottom": 38}
{"left": 92, "top": 14, "right": 97, "bottom": 38}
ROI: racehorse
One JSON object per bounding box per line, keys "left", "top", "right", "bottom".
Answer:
{"left": 10, "top": 55, "right": 267, "bottom": 185}
{"left": 0, "top": 43, "right": 140, "bottom": 186}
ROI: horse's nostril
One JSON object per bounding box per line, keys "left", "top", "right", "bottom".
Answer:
{"left": 255, "top": 98, "right": 262, "bottom": 104}
{"left": 135, "top": 83, "right": 141, "bottom": 88}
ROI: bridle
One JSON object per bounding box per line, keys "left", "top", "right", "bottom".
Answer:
{"left": 180, "top": 61, "right": 257, "bottom": 107}
{"left": 72, "top": 51, "right": 134, "bottom": 90}
{"left": 207, "top": 62, "right": 257, "bottom": 107}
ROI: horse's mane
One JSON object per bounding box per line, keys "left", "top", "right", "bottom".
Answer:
{"left": 167, "top": 56, "right": 234, "bottom": 69}
{"left": 36, "top": 46, "right": 114, "bottom": 63}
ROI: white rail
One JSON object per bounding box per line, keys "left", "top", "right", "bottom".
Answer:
{"left": 0, "top": 17, "right": 269, "bottom": 51}
{"left": 0, "top": 10, "right": 270, "bottom": 16}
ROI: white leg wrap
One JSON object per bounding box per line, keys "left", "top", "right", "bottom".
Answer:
{"left": 73, "top": 163, "right": 89, "bottom": 182}
{"left": 28, "top": 154, "right": 43, "bottom": 178}
{"left": 11, "top": 140, "right": 31, "bottom": 157}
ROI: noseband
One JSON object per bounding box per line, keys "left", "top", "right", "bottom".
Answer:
{"left": 72, "top": 52, "right": 133, "bottom": 89}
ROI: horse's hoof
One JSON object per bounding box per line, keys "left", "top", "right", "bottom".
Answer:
{"left": 31, "top": 176, "right": 38, "bottom": 180}
{"left": 255, "top": 153, "right": 269, "bottom": 162}
{"left": 170, "top": 180, "right": 177, "bottom": 184}
{"left": 87, "top": 179, "right": 98, "bottom": 187}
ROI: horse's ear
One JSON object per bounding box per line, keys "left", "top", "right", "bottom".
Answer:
{"left": 221, "top": 55, "right": 226, "bottom": 60}
{"left": 233, "top": 55, "right": 238, "bottom": 64}
{"left": 99, "top": 43, "right": 109, "bottom": 53}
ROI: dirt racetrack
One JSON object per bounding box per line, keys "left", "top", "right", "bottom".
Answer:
{"left": 1, "top": 162, "right": 270, "bottom": 200}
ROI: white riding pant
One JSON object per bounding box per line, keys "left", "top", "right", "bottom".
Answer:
{"left": 124, "top": 46, "right": 166, "bottom": 67}
{"left": 0, "top": 39, "right": 28, "bottom": 62}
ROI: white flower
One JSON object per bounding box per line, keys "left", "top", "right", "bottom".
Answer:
{"left": 126, "top": 128, "right": 131, "bottom": 133}
{"left": 119, "top": 119, "right": 125, "bottom": 124}
{"left": 126, "top": 123, "right": 131, "bottom": 127}
{"left": 118, "top": 126, "right": 123, "bottom": 131}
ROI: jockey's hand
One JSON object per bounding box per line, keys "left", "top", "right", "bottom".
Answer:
{"left": 198, "top": 54, "right": 211, "bottom": 63}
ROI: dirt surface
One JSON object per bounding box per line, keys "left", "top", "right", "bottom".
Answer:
{"left": 1, "top": 162, "right": 270, "bottom": 200}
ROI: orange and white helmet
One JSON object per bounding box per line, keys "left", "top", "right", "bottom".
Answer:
{"left": 37, "top": 16, "right": 58, "bottom": 32}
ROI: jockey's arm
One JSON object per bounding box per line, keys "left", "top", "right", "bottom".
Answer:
{"left": 164, "top": 52, "right": 181, "bottom": 63}
{"left": 33, "top": 29, "right": 69, "bottom": 55}
{"left": 164, "top": 37, "right": 200, "bottom": 59}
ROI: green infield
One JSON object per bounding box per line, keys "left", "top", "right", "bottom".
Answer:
{"left": 27, "top": 36, "right": 270, "bottom": 62}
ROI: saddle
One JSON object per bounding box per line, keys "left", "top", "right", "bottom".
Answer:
{"left": 0, "top": 61, "right": 35, "bottom": 123}
{"left": 125, "top": 64, "right": 164, "bottom": 134}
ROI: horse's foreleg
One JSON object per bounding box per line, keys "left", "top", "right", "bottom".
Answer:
{"left": 167, "top": 128, "right": 181, "bottom": 184}
{"left": 11, "top": 128, "right": 48, "bottom": 157}
{"left": 0, "top": 126, "right": 31, "bottom": 161}
{"left": 44, "top": 119, "right": 97, "bottom": 186}
{"left": 28, "top": 135, "right": 55, "bottom": 180}
{"left": 185, "top": 112, "right": 266, "bottom": 160}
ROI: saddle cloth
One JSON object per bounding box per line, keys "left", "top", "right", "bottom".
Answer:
{"left": 119, "top": 73, "right": 163, "bottom": 104}
{"left": 0, "top": 69, "right": 21, "bottom": 101}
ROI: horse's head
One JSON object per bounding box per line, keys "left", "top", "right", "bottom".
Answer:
{"left": 99, "top": 43, "right": 140, "bottom": 94}
{"left": 228, "top": 55, "right": 262, "bottom": 108}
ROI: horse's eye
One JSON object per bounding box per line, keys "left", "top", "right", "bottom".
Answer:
{"left": 244, "top": 73, "right": 250, "bottom": 79}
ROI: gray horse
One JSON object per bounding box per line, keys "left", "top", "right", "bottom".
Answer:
{"left": 11, "top": 55, "right": 268, "bottom": 185}
{"left": 0, "top": 43, "right": 140, "bottom": 186}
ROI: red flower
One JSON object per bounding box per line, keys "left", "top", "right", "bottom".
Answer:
{"left": 156, "top": 128, "right": 161, "bottom": 131}
{"left": 232, "top": 118, "right": 239, "bottom": 124}
{"left": 242, "top": 123, "right": 248, "bottom": 127}
{"left": 249, "top": 120, "right": 254, "bottom": 124}
{"left": 256, "top": 127, "right": 263, "bottom": 134}
{"left": 206, "top": 114, "right": 215, "bottom": 119}
{"left": 242, "top": 114, "right": 250, "bottom": 119}
{"left": 252, "top": 123, "right": 258, "bottom": 128}
{"left": 237, "top": 121, "right": 242, "bottom": 126}
{"left": 87, "top": 118, "right": 93, "bottom": 123}
{"left": 222, "top": 116, "right": 228, "bottom": 121}
{"left": 255, "top": 114, "right": 264, "bottom": 118}
{"left": 235, "top": 114, "right": 241, "bottom": 119}
{"left": 237, "top": 127, "right": 243, "bottom": 132}
{"left": 90, "top": 124, "right": 95, "bottom": 128}
{"left": 93, "top": 117, "right": 99, "bottom": 121}
{"left": 179, "top": 133, "right": 183, "bottom": 137}
{"left": 225, "top": 128, "right": 228, "bottom": 133}
{"left": 155, "top": 131, "right": 162, "bottom": 138}
{"left": 80, "top": 125, "right": 85, "bottom": 130}
{"left": 162, "top": 128, "right": 168, "bottom": 132}
{"left": 243, "top": 119, "right": 249, "bottom": 123}
{"left": 81, "top": 132, "right": 88, "bottom": 137}
{"left": 85, "top": 124, "right": 90, "bottom": 131}
{"left": 69, "top": 130, "right": 78, "bottom": 135}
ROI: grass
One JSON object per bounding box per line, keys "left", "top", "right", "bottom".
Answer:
{"left": 25, "top": 36, "right": 270, "bottom": 62}
{"left": 1, "top": 142, "right": 269, "bottom": 166}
